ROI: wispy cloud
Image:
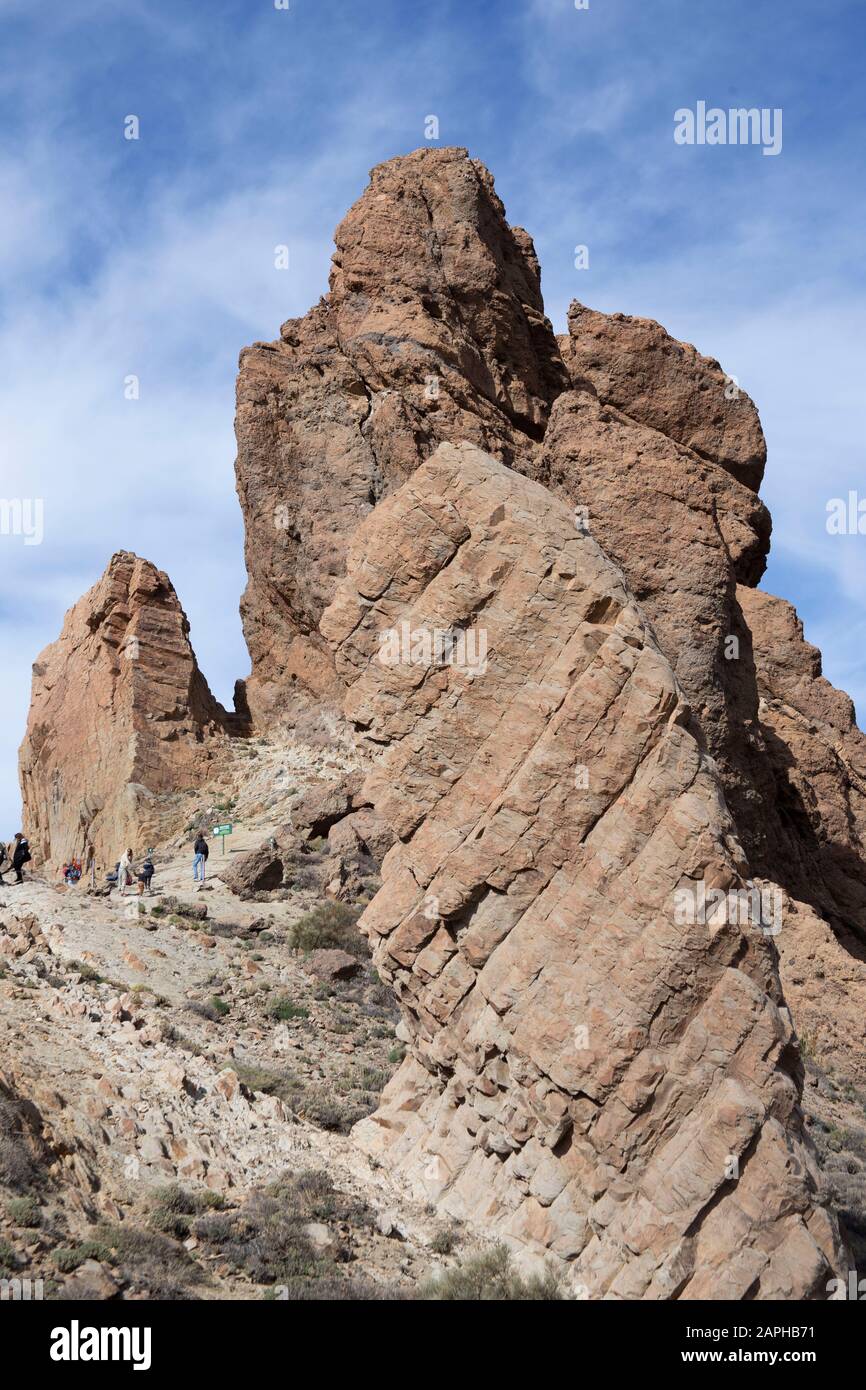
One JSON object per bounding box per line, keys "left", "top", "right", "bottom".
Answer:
{"left": 1, "top": 0, "right": 865, "bottom": 830}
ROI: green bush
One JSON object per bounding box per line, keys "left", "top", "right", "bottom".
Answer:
{"left": 92, "top": 1222, "right": 201, "bottom": 1299}
{"left": 267, "top": 997, "right": 309, "bottom": 1022}
{"left": 7, "top": 1194, "right": 41, "bottom": 1227}
{"left": 52, "top": 1240, "right": 113, "bottom": 1273}
{"left": 192, "top": 1169, "right": 373, "bottom": 1288}
{"left": 70, "top": 961, "right": 103, "bottom": 982}
{"left": 287, "top": 902, "right": 368, "bottom": 957}
{"left": 148, "top": 1185, "right": 225, "bottom": 1239}
{"left": 429, "top": 1225, "right": 458, "bottom": 1256}
{"left": 420, "top": 1244, "right": 563, "bottom": 1300}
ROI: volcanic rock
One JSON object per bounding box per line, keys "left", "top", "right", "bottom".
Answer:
{"left": 234, "top": 146, "right": 567, "bottom": 721}
{"left": 558, "top": 301, "right": 766, "bottom": 491}
{"left": 18, "top": 552, "right": 227, "bottom": 871}
{"left": 537, "top": 310, "right": 775, "bottom": 867}
{"left": 322, "top": 440, "right": 846, "bottom": 1297}
{"left": 303, "top": 949, "right": 361, "bottom": 983}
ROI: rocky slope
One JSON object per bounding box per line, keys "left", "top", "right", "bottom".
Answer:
{"left": 13, "top": 147, "right": 866, "bottom": 1299}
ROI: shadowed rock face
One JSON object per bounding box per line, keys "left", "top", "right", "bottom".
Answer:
{"left": 234, "top": 146, "right": 567, "bottom": 723}
{"left": 534, "top": 372, "right": 775, "bottom": 871}
{"left": 739, "top": 585, "right": 866, "bottom": 944}
{"left": 322, "top": 442, "right": 846, "bottom": 1297}
{"left": 19, "top": 552, "right": 227, "bottom": 870}
{"left": 544, "top": 304, "right": 866, "bottom": 948}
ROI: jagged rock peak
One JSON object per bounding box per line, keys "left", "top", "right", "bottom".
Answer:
{"left": 234, "top": 146, "right": 568, "bottom": 721}
{"left": 560, "top": 300, "right": 767, "bottom": 492}
{"left": 19, "top": 551, "right": 227, "bottom": 869}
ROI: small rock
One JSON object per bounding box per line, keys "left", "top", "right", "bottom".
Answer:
{"left": 305, "top": 949, "right": 361, "bottom": 983}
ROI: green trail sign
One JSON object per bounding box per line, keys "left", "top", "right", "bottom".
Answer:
{"left": 212, "top": 824, "right": 233, "bottom": 855}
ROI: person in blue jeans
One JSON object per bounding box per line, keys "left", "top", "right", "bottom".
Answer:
{"left": 193, "top": 832, "right": 209, "bottom": 883}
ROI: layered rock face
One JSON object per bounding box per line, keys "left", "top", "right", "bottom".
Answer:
{"left": 323, "top": 442, "right": 846, "bottom": 1297}
{"left": 234, "top": 146, "right": 566, "bottom": 723}
{"left": 19, "top": 553, "right": 227, "bottom": 869}
{"left": 540, "top": 301, "right": 866, "bottom": 1064}
{"left": 538, "top": 305, "right": 775, "bottom": 868}
{"left": 18, "top": 148, "right": 866, "bottom": 1297}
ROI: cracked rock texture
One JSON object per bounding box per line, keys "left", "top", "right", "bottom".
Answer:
{"left": 234, "top": 146, "right": 566, "bottom": 722}
{"left": 16, "top": 148, "right": 866, "bottom": 1300}
{"left": 322, "top": 441, "right": 846, "bottom": 1298}
{"left": 19, "top": 552, "right": 227, "bottom": 871}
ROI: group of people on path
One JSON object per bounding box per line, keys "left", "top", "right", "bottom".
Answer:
{"left": 111, "top": 834, "right": 208, "bottom": 896}
{"left": 0, "top": 828, "right": 212, "bottom": 895}
{"left": 0, "top": 833, "right": 31, "bottom": 886}
{"left": 111, "top": 848, "right": 156, "bottom": 896}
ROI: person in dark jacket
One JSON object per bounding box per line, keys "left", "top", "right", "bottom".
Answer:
{"left": 137, "top": 856, "right": 155, "bottom": 896}
{"left": 10, "top": 833, "right": 31, "bottom": 884}
{"left": 193, "top": 833, "right": 209, "bottom": 883}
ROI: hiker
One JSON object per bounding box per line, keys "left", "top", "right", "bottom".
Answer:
{"left": 0, "top": 839, "right": 8, "bottom": 885}
{"left": 137, "top": 854, "right": 155, "bottom": 896}
{"left": 115, "top": 847, "right": 134, "bottom": 896}
{"left": 85, "top": 844, "right": 96, "bottom": 889}
{"left": 193, "top": 832, "right": 209, "bottom": 883}
{"left": 10, "top": 833, "right": 31, "bottom": 885}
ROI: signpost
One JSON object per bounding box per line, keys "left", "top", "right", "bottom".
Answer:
{"left": 212, "top": 824, "right": 233, "bottom": 856}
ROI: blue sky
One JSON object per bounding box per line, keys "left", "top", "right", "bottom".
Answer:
{"left": 1, "top": 0, "right": 865, "bottom": 833}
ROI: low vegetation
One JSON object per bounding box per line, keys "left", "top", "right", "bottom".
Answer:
{"left": 286, "top": 901, "right": 368, "bottom": 957}
{"left": 420, "top": 1243, "right": 563, "bottom": 1301}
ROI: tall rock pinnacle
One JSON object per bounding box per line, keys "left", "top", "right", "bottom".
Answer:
{"left": 19, "top": 552, "right": 227, "bottom": 869}
{"left": 234, "top": 146, "right": 567, "bottom": 723}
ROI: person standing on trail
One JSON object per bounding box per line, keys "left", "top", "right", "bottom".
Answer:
{"left": 137, "top": 854, "right": 155, "bottom": 896}
{"left": 116, "top": 847, "right": 134, "bottom": 896}
{"left": 10, "top": 833, "right": 31, "bottom": 885}
{"left": 85, "top": 843, "right": 96, "bottom": 890}
{"left": 193, "top": 832, "right": 209, "bottom": 884}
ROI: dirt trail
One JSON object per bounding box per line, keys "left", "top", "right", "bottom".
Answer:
{"left": 0, "top": 728, "right": 452, "bottom": 1299}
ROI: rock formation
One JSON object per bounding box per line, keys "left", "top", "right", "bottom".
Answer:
{"left": 234, "top": 146, "right": 566, "bottom": 722}
{"left": 323, "top": 442, "right": 845, "bottom": 1297}
{"left": 19, "top": 552, "right": 227, "bottom": 870}
{"left": 16, "top": 148, "right": 866, "bottom": 1299}
{"left": 539, "top": 304, "right": 775, "bottom": 871}
{"left": 739, "top": 585, "right": 866, "bottom": 940}
{"left": 558, "top": 301, "right": 767, "bottom": 491}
